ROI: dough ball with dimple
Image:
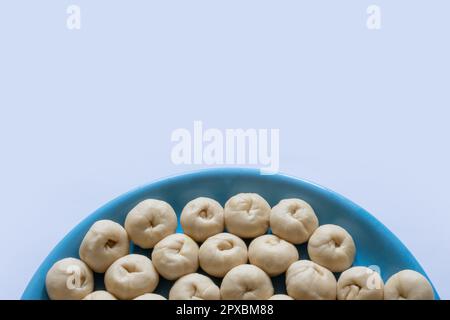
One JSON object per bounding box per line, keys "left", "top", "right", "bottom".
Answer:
{"left": 384, "top": 270, "right": 434, "bottom": 300}
{"left": 125, "top": 199, "right": 177, "bottom": 249}
{"left": 199, "top": 233, "right": 248, "bottom": 277}
{"left": 270, "top": 198, "right": 319, "bottom": 244}
{"left": 307, "top": 224, "right": 356, "bottom": 272}
{"left": 180, "top": 197, "right": 224, "bottom": 242}
{"left": 224, "top": 193, "right": 271, "bottom": 238}
{"left": 286, "top": 260, "right": 337, "bottom": 300}
{"left": 220, "top": 264, "right": 274, "bottom": 300}
{"left": 79, "top": 220, "right": 129, "bottom": 273}
{"left": 269, "top": 294, "right": 294, "bottom": 300}
{"left": 248, "top": 234, "right": 299, "bottom": 276}
{"left": 151, "top": 233, "right": 199, "bottom": 280}
{"left": 83, "top": 290, "right": 117, "bottom": 300}
{"left": 105, "top": 254, "right": 159, "bottom": 300}
{"left": 169, "top": 273, "right": 220, "bottom": 300}
{"left": 134, "top": 293, "right": 167, "bottom": 300}
{"left": 337, "top": 267, "right": 384, "bottom": 300}
{"left": 45, "top": 258, "right": 94, "bottom": 300}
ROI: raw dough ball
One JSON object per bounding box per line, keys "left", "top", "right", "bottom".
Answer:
{"left": 220, "top": 264, "right": 274, "bottom": 300}
{"left": 384, "top": 270, "right": 434, "bottom": 300}
{"left": 307, "top": 224, "right": 356, "bottom": 272}
{"left": 224, "top": 193, "right": 271, "bottom": 238}
{"left": 79, "top": 220, "right": 129, "bottom": 273}
{"left": 151, "top": 233, "right": 199, "bottom": 280}
{"left": 169, "top": 273, "right": 220, "bottom": 300}
{"left": 248, "top": 234, "right": 299, "bottom": 276}
{"left": 286, "top": 260, "right": 337, "bottom": 300}
{"left": 268, "top": 294, "right": 294, "bottom": 300}
{"left": 83, "top": 290, "right": 117, "bottom": 300}
{"left": 199, "top": 233, "right": 248, "bottom": 277}
{"left": 337, "top": 266, "right": 384, "bottom": 300}
{"left": 270, "top": 198, "right": 319, "bottom": 244}
{"left": 134, "top": 293, "right": 167, "bottom": 300}
{"left": 125, "top": 199, "right": 177, "bottom": 249}
{"left": 105, "top": 254, "right": 159, "bottom": 300}
{"left": 180, "top": 197, "right": 224, "bottom": 242}
{"left": 45, "top": 258, "right": 94, "bottom": 300}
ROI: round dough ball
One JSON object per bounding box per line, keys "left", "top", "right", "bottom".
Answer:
{"left": 307, "top": 224, "right": 356, "bottom": 272}
{"left": 180, "top": 197, "right": 224, "bottom": 242}
{"left": 224, "top": 193, "right": 271, "bottom": 238}
{"left": 286, "top": 260, "right": 337, "bottom": 300}
{"left": 105, "top": 254, "right": 159, "bottom": 300}
{"left": 199, "top": 233, "right": 248, "bottom": 277}
{"left": 270, "top": 198, "right": 319, "bottom": 244}
{"left": 151, "top": 233, "right": 199, "bottom": 280}
{"left": 169, "top": 273, "right": 220, "bottom": 300}
{"left": 220, "top": 264, "right": 274, "bottom": 300}
{"left": 79, "top": 220, "right": 129, "bottom": 273}
{"left": 384, "top": 270, "right": 434, "bottom": 300}
{"left": 268, "top": 294, "right": 294, "bottom": 300}
{"left": 45, "top": 258, "right": 94, "bottom": 300}
{"left": 134, "top": 293, "right": 167, "bottom": 300}
{"left": 337, "top": 266, "right": 384, "bottom": 300}
{"left": 125, "top": 199, "right": 177, "bottom": 249}
{"left": 83, "top": 290, "right": 117, "bottom": 300}
{"left": 248, "top": 234, "right": 299, "bottom": 276}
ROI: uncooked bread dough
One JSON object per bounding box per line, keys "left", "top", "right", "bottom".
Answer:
{"left": 220, "top": 264, "right": 274, "bottom": 300}
{"left": 180, "top": 197, "right": 224, "bottom": 242}
{"left": 268, "top": 294, "right": 294, "bottom": 300}
{"left": 286, "top": 260, "right": 337, "bottom": 300}
{"left": 307, "top": 224, "right": 356, "bottom": 272}
{"left": 224, "top": 193, "right": 271, "bottom": 238}
{"left": 169, "top": 273, "right": 220, "bottom": 300}
{"left": 125, "top": 199, "right": 177, "bottom": 249}
{"left": 104, "top": 254, "right": 159, "bottom": 300}
{"left": 384, "top": 270, "right": 434, "bottom": 300}
{"left": 45, "top": 258, "right": 94, "bottom": 300}
{"left": 83, "top": 290, "right": 117, "bottom": 300}
{"left": 337, "top": 266, "right": 384, "bottom": 300}
{"left": 199, "top": 232, "right": 248, "bottom": 277}
{"left": 79, "top": 220, "right": 129, "bottom": 273}
{"left": 248, "top": 234, "right": 298, "bottom": 276}
{"left": 134, "top": 293, "right": 167, "bottom": 300}
{"left": 151, "top": 233, "right": 199, "bottom": 280}
{"left": 270, "top": 198, "right": 319, "bottom": 244}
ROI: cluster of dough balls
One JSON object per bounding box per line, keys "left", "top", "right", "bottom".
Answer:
{"left": 45, "top": 194, "right": 435, "bottom": 300}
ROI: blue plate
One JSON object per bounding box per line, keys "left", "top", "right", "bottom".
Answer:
{"left": 22, "top": 168, "right": 439, "bottom": 299}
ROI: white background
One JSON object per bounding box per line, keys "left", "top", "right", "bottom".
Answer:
{"left": 0, "top": 1, "right": 449, "bottom": 299}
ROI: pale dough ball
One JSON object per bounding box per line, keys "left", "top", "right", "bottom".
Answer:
{"left": 105, "top": 254, "right": 159, "bottom": 300}
{"left": 83, "top": 290, "right": 117, "bottom": 300}
{"left": 270, "top": 198, "right": 319, "bottom": 244}
{"left": 45, "top": 258, "right": 94, "bottom": 300}
{"left": 220, "top": 264, "right": 274, "bottom": 300}
{"left": 307, "top": 224, "right": 356, "bottom": 272}
{"left": 286, "top": 260, "right": 337, "bottom": 300}
{"left": 169, "top": 273, "right": 220, "bottom": 300}
{"left": 384, "top": 270, "right": 434, "bottom": 300}
{"left": 134, "top": 293, "right": 167, "bottom": 300}
{"left": 268, "top": 294, "right": 294, "bottom": 300}
{"left": 79, "top": 220, "right": 129, "bottom": 273}
{"left": 248, "top": 234, "right": 299, "bottom": 276}
{"left": 337, "top": 266, "right": 384, "bottom": 300}
{"left": 180, "top": 197, "right": 224, "bottom": 242}
{"left": 224, "top": 193, "right": 271, "bottom": 238}
{"left": 151, "top": 233, "right": 199, "bottom": 280}
{"left": 199, "top": 233, "right": 248, "bottom": 277}
{"left": 125, "top": 199, "right": 177, "bottom": 249}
